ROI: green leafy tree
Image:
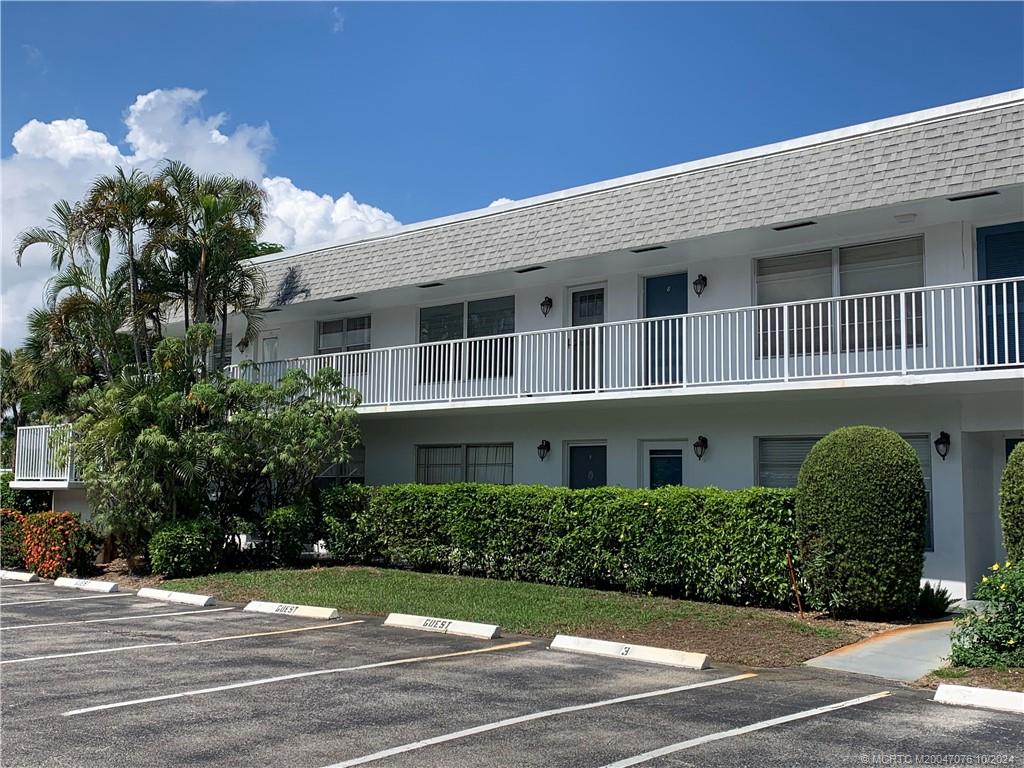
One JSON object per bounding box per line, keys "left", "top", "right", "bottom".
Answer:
{"left": 71, "top": 324, "right": 359, "bottom": 570}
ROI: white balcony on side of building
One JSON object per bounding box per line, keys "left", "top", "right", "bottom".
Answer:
{"left": 226, "top": 277, "right": 1024, "bottom": 413}
{"left": 10, "top": 425, "right": 82, "bottom": 489}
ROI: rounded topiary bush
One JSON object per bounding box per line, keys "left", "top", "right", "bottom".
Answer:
{"left": 149, "top": 518, "right": 223, "bottom": 578}
{"left": 796, "top": 426, "right": 927, "bottom": 617}
{"left": 1000, "top": 442, "right": 1024, "bottom": 563}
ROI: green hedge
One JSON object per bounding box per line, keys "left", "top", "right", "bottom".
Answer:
{"left": 265, "top": 504, "right": 317, "bottom": 566}
{"left": 320, "top": 484, "right": 373, "bottom": 563}
{"left": 338, "top": 483, "right": 797, "bottom": 608}
{"left": 1, "top": 508, "right": 27, "bottom": 569}
{"left": 149, "top": 518, "right": 223, "bottom": 578}
{"left": 1000, "top": 442, "right": 1024, "bottom": 563}
{"left": 796, "top": 426, "right": 928, "bottom": 618}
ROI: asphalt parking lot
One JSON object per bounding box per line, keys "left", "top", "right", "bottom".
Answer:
{"left": 1, "top": 578, "right": 1021, "bottom": 768}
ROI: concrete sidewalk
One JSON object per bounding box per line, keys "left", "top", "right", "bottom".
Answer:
{"left": 805, "top": 621, "right": 954, "bottom": 682}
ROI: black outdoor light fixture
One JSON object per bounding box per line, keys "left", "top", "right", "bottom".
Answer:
{"left": 934, "top": 431, "right": 951, "bottom": 461}
{"left": 692, "top": 274, "right": 708, "bottom": 297}
{"left": 537, "top": 440, "right": 551, "bottom": 461}
{"left": 692, "top": 435, "right": 708, "bottom": 461}
{"left": 540, "top": 296, "right": 553, "bottom": 317}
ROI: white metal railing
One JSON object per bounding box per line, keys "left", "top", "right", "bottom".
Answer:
{"left": 12, "top": 425, "right": 79, "bottom": 483}
{"left": 226, "top": 277, "right": 1023, "bottom": 408}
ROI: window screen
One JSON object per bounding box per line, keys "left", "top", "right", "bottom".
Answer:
{"left": 466, "top": 444, "right": 514, "bottom": 484}
{"left": 468, "top": 296, "right": 515, "bottom": 338}
{"left": 416, "top": 444, "right": 513, "bottom": 484}
{"left": 419, "top": 303, "right": 465, "bottom": 343}
{"left": 757, "top": 437, "right": 821, "bottom": 488}
{"left": 756, "top": 251, "right": 832, "bottom": 356}
{"left": 318, "top": 316, "right": 371, "bottom": 354}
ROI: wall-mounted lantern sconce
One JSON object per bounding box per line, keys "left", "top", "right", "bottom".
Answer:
{"left": 537, "top": 440, "right": 551, "bottom": 461}
{"left": 692, "top": 274, "right": 708, "bottom": 297}
{"left": 540, "top": 296, "right": 553, "bottom": 317}
{"left": 934, "top": 431, "right": 951, "bottom": 461}
{"left": 692, "top": 435, "right": 708, "bottom": 461}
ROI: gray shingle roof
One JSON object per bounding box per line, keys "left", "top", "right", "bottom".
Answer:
{"left": 258, "top": 96, "right": 1024, "bottom": 307}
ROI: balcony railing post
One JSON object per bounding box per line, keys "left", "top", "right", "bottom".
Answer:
{"left": 514, "top": 334, "right": 522, "bottom": 397}
{"left": 594, "top": 326, "right": 601, "bottom": 392}
{"left": 385, "top": 348, "right": 393, "bottom": 406}
{"left": 447, "top": 342, "right": 455, "bottom": 402}
{"left": 782, "top": 307, "right": 790, "bottom": 381}
{"left": 900, "top": 291, "right": 908, "bottom": 375}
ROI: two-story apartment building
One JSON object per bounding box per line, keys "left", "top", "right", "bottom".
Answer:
{"left": 13, "top": 90, "right": 1024, "bottom": 599}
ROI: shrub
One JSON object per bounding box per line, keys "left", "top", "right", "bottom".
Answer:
{"left": 918, "top": 581, "right": 956, "bottom": 619}
{"left": 148, "top": 518, "right": 223, "bottom": 578}
{"left": 0, "top": 472, "right": 51, "bottom": 515}
{"left": 22, "top": 511, "right": 98, "bottom": 578}
{"left": 361, "top": 483, "right": 798, "bottom": 608}
{"left": 1000, "top": 442, "right": 1024, "bottom": 563}
{"left": 265, "top": 504, "right": 317, "bottom": 566}
{"left": 320, "top": 484, "right": 373, "bottom": 563}
{"left": 796, "top": 426, "right": 928, "bottom": 617}
{"left": 1, "top": 508, "right": 27, "bottom": 569}
{"left": 950, "top": 561, "right": 1024, "bottom": 667}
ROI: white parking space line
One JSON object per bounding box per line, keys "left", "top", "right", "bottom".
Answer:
{"left": 0, "top": 582, "right": 48, "bottom": 589}
{"left": 1, "top": 620, "right": 366, "bottom": 665}
{"left": 320, "top": 673, "right": 758, "bottom": 768}
{"left": 0, "top": 593, "right": 135, "bottom": 606}
{"left": 598, "top": 690, "right": 892, "bottom": 767}
{"left": 1, "top": 607, "right": 235, "bottom": 631}
{"left": 63, "top": 640, "right": 534, "bottom": 716}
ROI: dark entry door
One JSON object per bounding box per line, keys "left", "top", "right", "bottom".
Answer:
{"left": 644, "top": 272, "right": 688, "bottom": 384}
{"left": 569, "top": 444, "right": 607, "bottom": 489}
{"left": 571, "top": 288, "right": 605, "bottom": 390}
{"left": 978, "top": 223, "right": 1024, "bottom": 366}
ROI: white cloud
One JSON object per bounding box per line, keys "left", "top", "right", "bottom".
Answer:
{"left": 0, "top": 88, "right": 400, "bottom": 347}
{"left": 488, "top": 197, "right": 515, "bottom": 208}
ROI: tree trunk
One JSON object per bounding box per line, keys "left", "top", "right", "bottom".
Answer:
{"left": 219, "top": 301, "right": 229, "bottom": 369}
{"left": 193, "top": 243, "right": 209, "bottom": 324}
{"left": 126, "top": 241, "right": 144, "bottom": 367}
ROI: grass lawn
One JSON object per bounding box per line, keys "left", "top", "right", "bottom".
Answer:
{"left": 166, "top": 565, "right": 893, "bottom": 667}
{"left": 920, "top": 666, "right": 1024, "bottom": 692}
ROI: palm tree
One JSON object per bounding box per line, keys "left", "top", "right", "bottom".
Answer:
{"left": 85, "top": 167, "right": 162, "bottom": 366}
{"left": 14, "top": 199, "right": 88, "bottom": 270}
{"left": 0, "top": 348, "right": 37, "bottom": 466}
{"left": 156, "top": 160, "right": 267, "bottom": 328}
{"left": 42, "top": 236, "right": 131, "bottom": 381}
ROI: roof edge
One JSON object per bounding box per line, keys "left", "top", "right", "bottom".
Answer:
{"left": 252, "top": 88, "right": 1024, "bottom": 267}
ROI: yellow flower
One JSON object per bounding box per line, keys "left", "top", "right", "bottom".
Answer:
{"left": 982, "top": 575, "right": 989, "bottom": 583}
{"left": 1000, "top": 583, "right": 1008, "bottom": 591}
{"left": 991, "top": 562, "right": 1000, "bottom": 571}
{"left": 1009, "top": 639, "right": 1017, "bottom": 646}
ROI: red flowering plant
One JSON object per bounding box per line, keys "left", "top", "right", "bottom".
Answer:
{"left": 22, "top": 511, "right": 98, "bottom": 578}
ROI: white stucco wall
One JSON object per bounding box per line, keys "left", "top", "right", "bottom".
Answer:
{"left": 360, "top": 387, "right": 1023, "bottom": 599}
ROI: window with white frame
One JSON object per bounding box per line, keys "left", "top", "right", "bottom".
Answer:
{"left": 755, "top": 236, "right": 924, "bottom": 356}
{"left": 757, "top": 433, "right": 934, "bottom": 550}
{"left": 416, "top": 443, "right": 513, "bottom": 484}
{"left": 318, "top": 316, "right": 371, "bottom": 354}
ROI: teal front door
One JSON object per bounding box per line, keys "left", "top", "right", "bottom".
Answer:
{"left": 978, "top": 223, "right": 1024, "bottom": 366}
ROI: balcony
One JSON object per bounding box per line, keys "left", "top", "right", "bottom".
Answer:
{"left": 10, "top": 425, "right": 81, "bottom": 489}
{"left": 227, "top": 277, "right": 1023, "bottom": 412}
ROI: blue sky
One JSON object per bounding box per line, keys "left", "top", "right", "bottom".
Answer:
{"left": 4, "top": 2, "right": 1022, "bottom": 221}
{"left": 1, "top": 2, "right": 1022, "bottom": 345}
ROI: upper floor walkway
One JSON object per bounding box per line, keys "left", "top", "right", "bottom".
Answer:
{"left": 227, "top": 276, "right": 1023, "bottom": 413}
